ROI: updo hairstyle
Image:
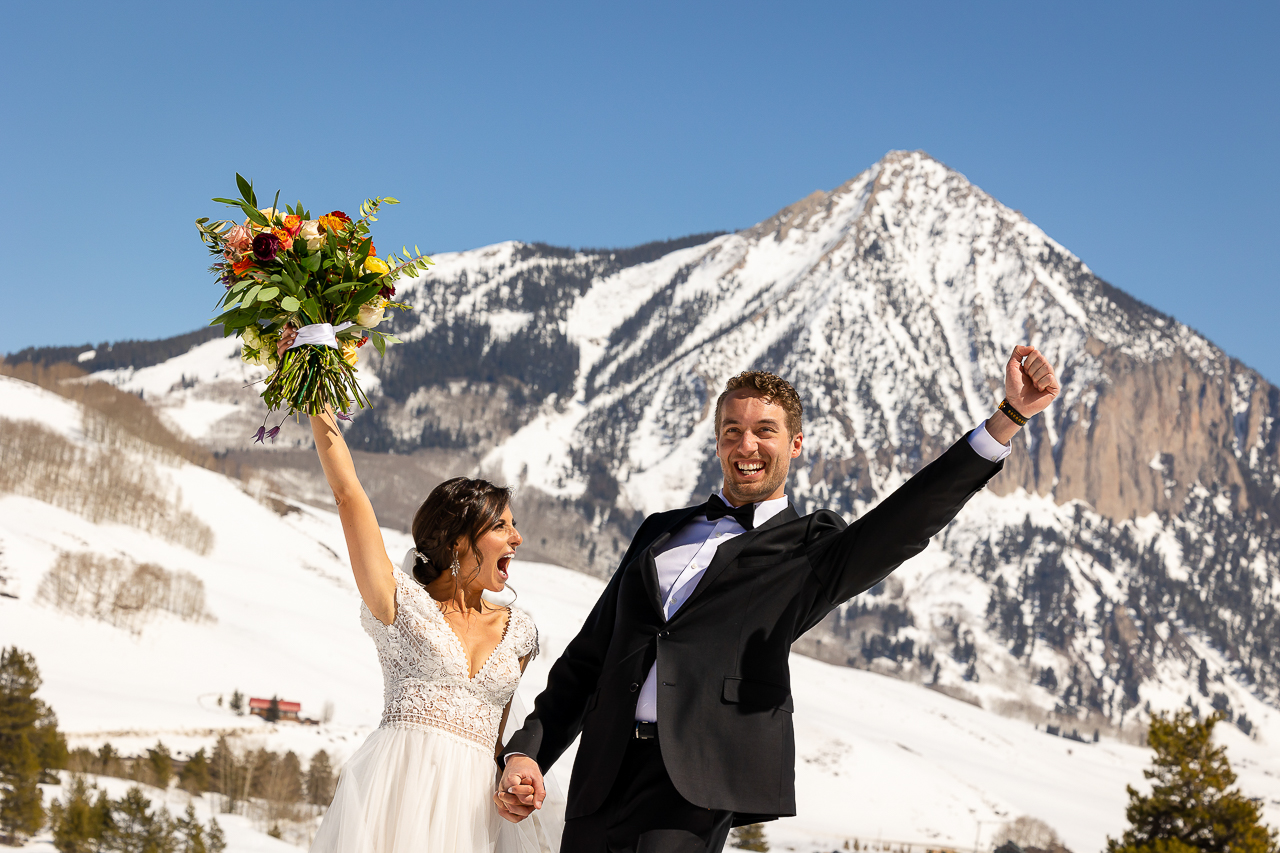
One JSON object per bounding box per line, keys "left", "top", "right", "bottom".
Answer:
{"left": 410, "top": 477, "right": 512, "bottom": 587}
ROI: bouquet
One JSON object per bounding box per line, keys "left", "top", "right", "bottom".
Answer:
{"left": 197, "top": 175, "right": 433, "bottom": 434}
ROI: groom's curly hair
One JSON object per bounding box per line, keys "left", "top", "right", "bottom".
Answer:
{"left": 410, "top": 478, "right": 512, "bottom": 586}
{"left": 714, "top": 371, "right": 803, "bottom": 438}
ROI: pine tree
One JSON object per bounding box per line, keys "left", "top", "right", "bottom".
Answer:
{"left": 206, "top": 817, "right": 226, "bottom": 853}
{"left": 228, "top": 691, "right": 244, "bottom": 716}
{"left": 0, "top": 646, "right": 54, "bottom": 842}
{"left": 265, "top": 697, "right": 281, "bottom": 724}
{"left": 147, "top": 741, "right": 173, "bottom": 789}
{"left": 98, "top": 742, "right": 121, "bottom": 776}
{"left": 1198, "top": 660, "right": 1210, "bottom": 697}
{"left": 174, "top": 804, "right": 208, "bottom": 853}
{"left": 179, "top": 749, "right": 210, "bottom": 794}
{"left": 208, "top": 736, "right": 240, "bottom": 808}
{"left": 49, "top": 776, "right": 108, "bottom": 853}
{"left": 306, "top": 750, "right": 336, "bottom": 806}
{"left": 106, "top": 786, "right": 177, "bottom": 853}
{"left": 171, "top": 804, "right": 223, "bottom": 853}
{"left": 1107, "top": 711, "right": 1278, "bottom": 853}
{"left": 730, "top": 822, "right": 769, "bottom": 851}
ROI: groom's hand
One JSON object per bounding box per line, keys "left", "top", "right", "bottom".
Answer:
{"left": 495, "top": 755, "right": 545, "bottom": 823}
{"left": 988, "top": 345, "right": 1060, "bottom": 444}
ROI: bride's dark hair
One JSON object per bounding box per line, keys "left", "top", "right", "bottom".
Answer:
{"left": 410, "top": 477, "right": 512, "bottom": 586}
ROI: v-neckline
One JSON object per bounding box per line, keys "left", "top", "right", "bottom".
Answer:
{"left": 431, "top": 599, "right": 513, "bottom": 681}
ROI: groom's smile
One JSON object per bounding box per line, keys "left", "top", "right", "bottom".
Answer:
{"left": 716, "top": 391, "right": 804, "bottom": 506}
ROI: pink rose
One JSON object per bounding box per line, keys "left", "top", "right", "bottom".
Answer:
{"left": 225, "top": 224, "right": 253, "bottom": 254}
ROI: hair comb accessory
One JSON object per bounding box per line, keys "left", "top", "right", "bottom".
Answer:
{"left": 401, "top": 548, "right": 428, "bottom": 574}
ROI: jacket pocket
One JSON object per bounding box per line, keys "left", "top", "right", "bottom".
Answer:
{"left": 722, "top": 677, "right": 793, "bottom": 712}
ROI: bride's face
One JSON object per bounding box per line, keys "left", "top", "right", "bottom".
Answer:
{"left": 455, "top": 507, "right": 522, "bottom": 593}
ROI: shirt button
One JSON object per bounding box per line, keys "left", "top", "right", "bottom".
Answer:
{"left": 629, "top": 683, "right": 639, "bottom": 692}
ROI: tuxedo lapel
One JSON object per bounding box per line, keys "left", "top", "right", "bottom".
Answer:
{"left": 640, "top": 535, "right": 668, "bottom": 618}
{"left": 674, "top": 502, "right": 800, "bottom": 617}
{"left": 636, "top": 504, "right": 707, "bottom": 620}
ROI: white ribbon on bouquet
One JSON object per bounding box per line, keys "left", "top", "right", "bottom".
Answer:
{"left": 287, "top": 321, "right": 357, "bottom": 350}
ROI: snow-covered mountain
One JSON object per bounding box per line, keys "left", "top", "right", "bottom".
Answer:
{"left": 34, "top": 150, "right": 1280, "bottom": 744}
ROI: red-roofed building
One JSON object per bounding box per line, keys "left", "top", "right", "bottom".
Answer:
{"left": 248, "top": 697, "right": 301, "bottom": 722}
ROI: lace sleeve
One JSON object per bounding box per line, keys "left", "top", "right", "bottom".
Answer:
{"left": 514, "top": 608, "right": 539, "bottom": 664}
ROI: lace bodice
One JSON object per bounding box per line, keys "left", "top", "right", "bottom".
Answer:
{"left": 361, "top": 567, "right": 538, "bottom": 752}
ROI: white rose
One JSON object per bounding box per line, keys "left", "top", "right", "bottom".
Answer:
{"left": 356, "top": 298, "right": 387, "bottom": 328}
{"left": 241, "top": 325, "right": 262, "bottom": 350}
{"left": 299, "top": 220, "right": 323, "bottom": 250}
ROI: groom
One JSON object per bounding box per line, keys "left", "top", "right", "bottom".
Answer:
{"left": 498, "top": 346, "right": 1059, "bottom": 852}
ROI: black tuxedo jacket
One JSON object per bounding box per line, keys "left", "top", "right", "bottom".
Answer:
{"left": 504, "top": 434, "right": 1003, "bottom": 821}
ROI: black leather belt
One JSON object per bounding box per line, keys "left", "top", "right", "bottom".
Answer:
{"left": 633, "top": 721, "right": 658, "bottom": 739}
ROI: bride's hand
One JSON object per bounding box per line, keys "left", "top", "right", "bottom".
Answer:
{"left": 495, "top": 757, "right": 545, "bottom": 822}
{"left": 494, "top": 778, "right": 539, "bottom": 823}
{"left": 277, "top": 324, "right": 297, "bottom": 359}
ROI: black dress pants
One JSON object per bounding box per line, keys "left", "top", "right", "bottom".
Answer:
{"left": 560, "top": 737, "right": 734, "bottom": 853}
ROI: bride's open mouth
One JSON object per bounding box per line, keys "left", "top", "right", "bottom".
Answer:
{"left": 497, "top": 553, "right": 514, "bottom": 580}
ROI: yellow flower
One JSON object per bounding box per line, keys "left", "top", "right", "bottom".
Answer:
{"left": 364, "top": 256, "right": 390, "bottom": 276}
{"left": 340, "top": 339, "right": 360, "bottom": 369}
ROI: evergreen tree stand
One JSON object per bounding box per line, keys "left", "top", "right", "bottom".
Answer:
{"left": 1107, "top": 711, "right": 1277, "bottom": 853}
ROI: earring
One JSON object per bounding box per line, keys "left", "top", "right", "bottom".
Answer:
{"left": 450, "top": 554, "right": 460, "bottom": 579}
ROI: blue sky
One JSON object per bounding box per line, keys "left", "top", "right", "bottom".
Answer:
{"left": 2, "top": 2, "right": 1277, "bottom": 379}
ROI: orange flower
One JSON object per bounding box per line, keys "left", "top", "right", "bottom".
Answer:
{"left": 272, "top": 228, "right": 295, "bottom": 251}
{"left": 318, "top": 214, "right": 346, "bottom": 233}
{"left": 232, "top": 257, "right": 255, "bottom": 275}
{"left": 282, "top": 214, "right": 302, "bottom": 237}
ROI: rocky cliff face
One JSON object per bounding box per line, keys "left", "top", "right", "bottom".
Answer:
{"left": 72, "top": 150, "right": 1280, "bottom": 733}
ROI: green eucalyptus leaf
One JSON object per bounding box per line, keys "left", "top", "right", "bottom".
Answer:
{"left": 257, "top": 286, "right": 280, "bottom": 302}
{"left": 322, "top": 281, "right": 358, "bottom": 298}
{"left": 211, "top": 197, "right": 243, "bottom": 206}
{"left": 236, "top": 174, "right": 253, "bottom": 202}
{"left": 280, "top": 295, "right": 301, "bottom": 312}
{"left": 242, "top": 206, "right": 271, "bottom": 227}
{"left": 371, "top": 332, "right": 386, "bottom": 357}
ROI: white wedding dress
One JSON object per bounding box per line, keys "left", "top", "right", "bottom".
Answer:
{"left": 310, "top": 566, "right": 563, "bottom": 853}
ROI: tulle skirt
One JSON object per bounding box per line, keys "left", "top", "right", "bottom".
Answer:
{"left": 309, "top": 726, "right": 563, "bottom": 853}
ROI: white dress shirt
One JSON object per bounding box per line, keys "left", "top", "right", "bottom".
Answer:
{"left": 633, "top": 420, "right": 1009, "bottom": 721}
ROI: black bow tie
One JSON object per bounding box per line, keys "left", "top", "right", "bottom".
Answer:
{"left": 703, "top": 494, "right": 756, "bottom": 530}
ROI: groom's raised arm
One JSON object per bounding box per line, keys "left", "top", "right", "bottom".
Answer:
{"left": 801, "top": 346, "right": 1059, "bottom": 625}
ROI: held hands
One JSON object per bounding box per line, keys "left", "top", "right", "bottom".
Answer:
{"left": 494, "top": 756, "right": 545, "bottom": 824}
{"left": 988, "top": 345, "right": 1060, "bottom": 444}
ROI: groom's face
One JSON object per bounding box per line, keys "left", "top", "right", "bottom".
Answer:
{"left": 716, "top": 391, "right": 803, "bottom": 506}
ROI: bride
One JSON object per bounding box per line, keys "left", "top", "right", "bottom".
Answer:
{"left": 283, "top": 332, "right": 557, "bottom": 852}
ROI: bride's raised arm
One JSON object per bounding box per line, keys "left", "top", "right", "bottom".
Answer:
{"left": 279, "top": 327, "right": 396, "bottom": 625}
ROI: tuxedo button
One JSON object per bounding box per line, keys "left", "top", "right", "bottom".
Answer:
{"left": 629, "top": 683, "right": 639, "bottom": 692}
{"left": 660, "top": 630, "right": 670, "bottom": 638}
